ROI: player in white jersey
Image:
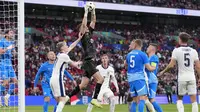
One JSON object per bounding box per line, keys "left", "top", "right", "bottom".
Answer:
{"left": 87, "top": 54, "right": 119, "bottom": 112}
{"left": 160, "top": 32, "right": 200, "bottom": 112}
{"left": 50, "top": 41, "right": 82, "bottom": 112}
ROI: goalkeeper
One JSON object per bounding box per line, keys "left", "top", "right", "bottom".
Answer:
{"left": 0, "top": 30, "right": 17, "bottom": 107}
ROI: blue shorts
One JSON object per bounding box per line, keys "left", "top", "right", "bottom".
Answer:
{"left": 0, "top": 65, "right": 16, "bottom": 80}
{"left": 129, "top": 80, "right": 148, "bottom": 97}
{"left": 42, "top": 84, "right": 53, "bottom": 98}
{"left": 148, "top": 83, "right": 157, "bottom": 99}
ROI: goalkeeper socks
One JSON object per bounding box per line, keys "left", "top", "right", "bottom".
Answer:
{"left": 131, "top": 102, "right": 137, "bottom": 112}
{"left": 145, "top": 100, "right": 155, "bottom": 112}
{"left": 56, "top": 101, "right": 65, "bottom": 112}
{"left": 192, "top": 102, "right": 198, "bottom": 112}
{"left": 69, "top": 86, "right": 80, "bottom": 98}
{"left": 93, "top": 83, "right": 102, "bottom": 99}
{"left": 128, "top": 102, "right": 132, "bottom": 112}
{"left": 177, "top": 100, "right": 184, "bottom": 112}
{"left": 152, "top": 101, "right": 163, "bottom": 112}
{"left": 53, "top": 103, "right": 58, "bottom": 112}
{"left": 138, "top": 100, "right": 145, "bottom": 112}
{"left": 43, "top": 101, "right": 49, "bottom": 112}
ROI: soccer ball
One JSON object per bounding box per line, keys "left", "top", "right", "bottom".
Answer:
{"left": 86, "top": 2, "right": 95, "bottom": 12}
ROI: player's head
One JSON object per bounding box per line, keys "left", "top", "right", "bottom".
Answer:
{"left": 5, "top": 30, "right": 14, "bottom": 40}
{"left": 47, "top": 51, "right": 56, "bottom": 61}
{"left": 101, "top": 54, "right": 109, "bottom": 65}
{"left": 129, "top": 39, "right": 143, "bottom": 50}
{"left": 56, "top": 41, "right": 68, "bottom": 53}
{"left": 178, "top": 32, "right": 190, "bottom": 45}
{"left": 147, "top": 43, "right": 158, "bottom": 54}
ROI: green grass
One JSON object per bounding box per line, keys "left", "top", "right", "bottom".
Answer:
{"left": 1, "top": 104, "right": 200, "bottom": 112}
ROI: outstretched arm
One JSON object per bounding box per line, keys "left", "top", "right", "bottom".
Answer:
{"left": 67, "top": 34, "right": 83, "bottom": 53}
{"left": 90, "top": 6, "right": 96, "bottom": 29}
{"left": 79, "top": 6, "right": 89, "bottom": 36}
{"left": 160, "top": 58, "right": 176, "bottom": 75}
{"left": 34, "top": 65, "right": 44, "bottom": 87}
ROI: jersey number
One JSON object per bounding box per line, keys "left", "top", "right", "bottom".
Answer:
{"left": 130, "top": 56, "right": 135, "bottom": 68}
{"left": 184, "top": 53, "right": 190, "bottom": 67}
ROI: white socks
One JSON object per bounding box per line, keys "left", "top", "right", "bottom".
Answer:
{"left": 86, "top": 103, "right": 93, "bottom": 112}
{"left": 56, "top": 101, "right": 65, "bottom": 112}
{"left": 145, "top": 100, "right": 155, "bottom": 112}
{"left": 192, "top": 102, "right": 198, "bottom": 112}
{"left": 110, "top": 97, "right": 116, "bottom": 112}
{"left": 177, "top": 100, "right": 184, "bottom": 112}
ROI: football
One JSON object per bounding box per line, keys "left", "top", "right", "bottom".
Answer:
{"left": 86, "top": 2, "right": 95, "bottom": 12}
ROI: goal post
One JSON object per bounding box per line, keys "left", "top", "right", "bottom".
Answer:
{"left": 18, "top": 0, "right": 25, "bottom": 112}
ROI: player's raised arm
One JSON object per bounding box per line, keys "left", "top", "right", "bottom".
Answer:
{"left": 79, "top": 5, "right": 89, "bottom": 36}
{"left": 67, "top": 33, "right": 83, "bottom": 53}
{"left": 90, "top": 5, "right": 96, "bottom": 29}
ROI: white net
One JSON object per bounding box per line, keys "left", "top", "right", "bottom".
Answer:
{"left": 0, "top": 0, "right": 18, "bottom": 112}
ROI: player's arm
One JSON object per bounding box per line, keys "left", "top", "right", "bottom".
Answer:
{"left": 110, "top": 69, "right": 119, "bottom": 93}
{"left": 0, "top": 41, "right": 14, "bottom": 55}
{"left": 89, "top": 6, "right": 96, "bottom": 29}
{"left": 62, "top": 54, "right": 82, "bottom": 69}
{"left": 67, "top": 33, "right": 83, "bottom": 53}
{"left": 34, "top": 64, "right": 44, "bottom": 88}
{"left": 160, "top": 49, "right": 177, "bottom": 75}
{"left": 79, "top": 6, "right": 89, "bottom": 36}
{"left": 160, "top": 58, "right": 176, "bottom": 75}
{"left": 142, "top": 53, "right": 156, "bottom": 71}
{"left": 193, "top": 50, "right": 200, "bottom": 78}
{"left": 145, "top": 64, "right": 156, "bottom": 71}
{"left": 64, "top": 70, "right": 74, "bottom": 81}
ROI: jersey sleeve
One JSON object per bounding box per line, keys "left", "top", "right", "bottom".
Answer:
{"left": 34, "top": 64, "right": 45, "bottom": 87}
{"left": 171, "top": 48, "right": 177, "bottom": 60}
{"left": 193, "top": 50, "right": 199, "bottom": 61}
{"left": 142, "top": 52, "right": 149, "bottom": 64}
{"left": 150, "top": 56, "right": 159, "bottom": 67}
{"left": 0, "top": 39, "right": 4, "bottom": 49}
{"left": 60, "top": 54, "right": 73, "bottom": 64}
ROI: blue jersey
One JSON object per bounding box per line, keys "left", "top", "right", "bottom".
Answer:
{"left": 145, "top": 55, "right": 159, "bottom": 84}
{"left": 126, "top": 50, "right": 149, "bottom": 82}
{"left": 0, "top": 37, "right": 14, "bottom": 65}
{"left": 34, "top": 61, "right": 74, "bottom": 87}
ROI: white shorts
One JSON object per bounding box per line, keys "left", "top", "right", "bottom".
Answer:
{"left": 50, "top": 78, "right": 66, "bottom": 97}
{"left": 97, "top": 88, "right": 114, "bottom": 101}
{"left": 178, "top": 80, "right": 197, "bottom": 96}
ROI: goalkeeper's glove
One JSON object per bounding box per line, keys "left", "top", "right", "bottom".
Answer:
{"left": 84, "top": 5, "right": 89, "bottom": 16}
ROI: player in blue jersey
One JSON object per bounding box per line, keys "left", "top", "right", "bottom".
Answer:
{"left": 145, "top": 43, "right": 163, "bottom": 112}
{"left": 125, "top": 39, "right": 156, "bottom": 112}
{"left": 0, "top": 30, "right": 17, "bottom": 106}
{"left": 34, "top": 51, "right": 77, "bottom": 112}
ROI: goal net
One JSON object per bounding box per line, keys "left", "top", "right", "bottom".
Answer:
{"left": 0, "top": 0, "right": 24, "bottom": 112}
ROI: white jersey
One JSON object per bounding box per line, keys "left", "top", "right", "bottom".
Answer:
{"left": 172, "top": 46, "right": 199, "bottom": 81}
{"left": 51, "top": 53, "right": 72, "bottom": 79}
{"left": 96, "top": 65, "right": 116, "bottom": 89}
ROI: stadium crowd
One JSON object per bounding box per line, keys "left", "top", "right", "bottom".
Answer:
{"left": 82, "top": 0, "right": 200, "bottom": 10}
{"left": 23, "top": 19, "right": 200, "bottom": 103}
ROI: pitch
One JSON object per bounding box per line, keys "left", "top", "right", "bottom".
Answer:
{"left": 1, "top": 104, "right": 199, "bottom": 112}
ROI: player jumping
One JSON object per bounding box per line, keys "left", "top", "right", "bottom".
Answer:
{"left": 68, "top": 3, "right": 104, "bottom": 108}
{"left": 125, "top": 39, "right": 156, "bottom": 112}
{"left": 34, "top": 51, "right": 76, "bottom": 112}
{"left": 0, "top": 30, "right": 17, "bottom": 107}
{"left": 146, "top": 43, "right": 163, "bottom": 112}
{"left": 86, "top": 54, "right": 119, "bottom": 112}
{"left": 50, "top": 41, "right": 82, "bottom": 112}
{"left": 160, "top": 32, "right": 200, "bottom": 112}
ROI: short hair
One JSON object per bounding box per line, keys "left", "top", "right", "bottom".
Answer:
{"left": 149, "top": 43, "right": 158, "bottom": 49}
{"left": 56, "top": 41, "right": 66, "bottom": 51}
{"left": 134, "top": 39, "right": 143, "bottom": 47}
{"left": 179, "top": 32, "right": 191, "bottom": 43}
